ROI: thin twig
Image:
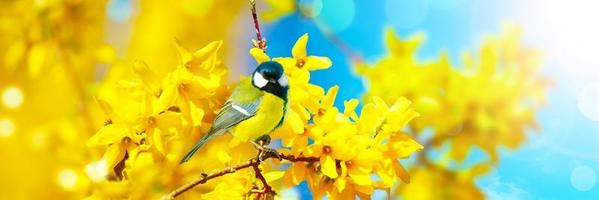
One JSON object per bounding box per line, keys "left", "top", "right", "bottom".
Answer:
{"left": 252, "top": 163, "right": 273, "bottom": 198}
{"left": 162, "top": 159, "right": 256, "bottom": 200}
{"left": 249, "top": 0, "right": 267, "bottom": 51}
{"left": 162, "top": 152, "right": 318, "bottom": 199}
{"left": 279, "top": 153, "right": 319, "bottom": 162}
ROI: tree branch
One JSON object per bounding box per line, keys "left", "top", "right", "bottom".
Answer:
{"left": 161, "top": 152, "right": 319, "bottom": 200}
{"left": 249, "top": 0, "right": 267, "bottom": 51}
{"left": 251, "top": 163, "right": 274, "bottom": 198}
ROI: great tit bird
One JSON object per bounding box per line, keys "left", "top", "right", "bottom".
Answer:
{"left": 179, "top": 61, "right": 289, "bottom": 164}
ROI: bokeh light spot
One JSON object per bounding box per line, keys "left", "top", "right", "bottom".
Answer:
{"left": 2, "top": 86, "right": 23, "bottom": 109}
{"left": 577, "top": 82, "right": 599, "bottom": 121}
{"left": 570, "top": 165, "right": 596, "bottom": 191}
{"left": 317, "top": 0, "right": 355, "bottom": 33}
{"left": 86, "top": 160, "right": 108, "bottom": 182}
{"left": 299, "top": 0, "right": 323, "bottom": 18}
{"left": 107, "top": 0, "right": 132, "bottom": 23}
{"left": 58, "top": 169, "right": 78, "bottom": 190}
{"left": 386, "top": 0, "right": 429, "bottom": 29}
{"left": 0, "top": 118, "right": 15, "bottom": 137}
{"left": 280, "top": 187, "right": 300, "bottom": 199}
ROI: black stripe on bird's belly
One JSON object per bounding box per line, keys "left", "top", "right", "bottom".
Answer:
{"left": 274, "top": 98, "right": 288, "bottom": 129}
{"left": 262, "top": 82, "right": 288, "bottom": 131}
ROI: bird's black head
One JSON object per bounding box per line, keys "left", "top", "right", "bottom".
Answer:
{"left": 252, "top": 61, "right": 289, "bottom": 100}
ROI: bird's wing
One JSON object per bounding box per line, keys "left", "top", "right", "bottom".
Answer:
{"left": 209, "top": 96, "right": 262, "bottom": 134}
{"left": 179, "top": 91, "right": 262, "bottom": 164}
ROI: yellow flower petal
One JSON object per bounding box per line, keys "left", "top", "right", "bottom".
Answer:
{"left": 157, "top": 79, "right": 179, "bottom": 110}
{"left": 393, "top": 160, "right": 410, "bottom": 183}
{"left": 385, "top": 27, "right": 425, "bottom": 56}
{"left": 343, "top": 99, "right": 359, "bottom": 120}
{"left": 322, "top": 86, "right": 339, "bottom": 110}
{"left": 95, "top": 98, "right": 117, "bottom": 119}
{"left": 132, "top": 60, "right": 161, "bottom": 93}
{"left": 357, "top": 103, "right": 380, "bottom": 135}
{"left": 286, "top": 109, "right": 305, "bottom": 134}
{"left": 191, "top": 40, "right": 222, "bottom": 66}
{"left": 228, "top": 137, "right": 243, "bottom": 148}
{"left": 372, "top": 96, "right": 389, "bottom": 113}
{"left": 353, "top": 184, "right": 374, "bottom": 195}
{"left": 335, "top": 162, "right": 348, "bottom": 192}
{"left": 290, "top": 163, "right": 307, "bottom": 185}
{"left": 189, "top": 102, "right": 205, "bottom": 127}
{"left": 216, "top": 151, "right": 231, "bottom": 164}
{"left": 385, "top": 97, "right": 420, "bottom": 131}
{"left": 306, "top": 56, "right": 332, "bottom": 70}
{"left": 27, "top": 43, "right": 47, "bottom": 78}
{"left": 102, "top": 143, "right": 127, "bottom": 171}
{"left": 87, "top": 125, "right": 127, "bottom": 147}
{"left": 250, "top": 48, "right": 271, "bottom": 64}
{"left": 264, "top": 171, "right": 285, "bottom": 183}
{"left": 321, "top": 155, "right": 338, "bottom": 178}
{"left": 272, "top": 57, "right": 297, "bottom": 73}
{"left": 315, "top": 107, "right": 339, "bottom": 132}
{"left": 375, "top": 161, "right": 396, "bottom": 188}
{"left": 187, "top": 74, "right": 222, "bottom": 98}
{"left": 335, "top": 177, "right": 346, "bottom": 192}
{"left": 291, "top": 68, "right": 311, "bottom": 83}
{"left": 152, "top": 130, "right": 165, "bottom": 155}
{"left": 292, "top": 135, "right": 308, "bottom": 151}
{"left": 307, "top": 126, "right": 324, "bottom": 139}
{"left": 292, "top": 33, "right": 309, "bottom": 59}
{"left": 355, "top": 148, "right": 382, "bottom": 165}
{"left": 174, "top": 38, "right": 192, "bottom": 63}
{"left": 349, "top": 171, "right": 372, "bottom": 186}
{"left": 391, "top": 133, "right": 423, "bottom": 158}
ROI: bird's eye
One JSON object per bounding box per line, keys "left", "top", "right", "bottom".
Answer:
{"left": 277, "top": 75, "right": 288, "bottom": 87}
{"left": 253, "top": 72, "right": 268, "bottom": 88}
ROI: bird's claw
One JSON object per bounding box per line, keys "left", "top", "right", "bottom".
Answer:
{"left": 255, "top": 135, "right": 271, "bottom": 146}
{"left": 251, "top": 135, "right": 279, "bottom": 161}
{"left": 258, "top": 147, "right": 281, "bottom": 161}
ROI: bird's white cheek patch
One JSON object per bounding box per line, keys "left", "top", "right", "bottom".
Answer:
{"left": 278, "top": 75, "right": 288, "bottom": 87}
{"left": 253, "top": 72, "right": 268, "bottom": 88}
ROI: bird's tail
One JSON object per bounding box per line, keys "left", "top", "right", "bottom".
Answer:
{"left": 179, "top": 130, "right": 216, "bottom": 164}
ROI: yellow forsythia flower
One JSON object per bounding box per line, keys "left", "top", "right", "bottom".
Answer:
{"left": 87, "top": 34, "right": 425, "bottom": 199}
{"left": 359, "top": 26, "right": 546, "bottom": 163}
{"left": 261, "top": 34, "right": 422, "bottom": 199}
{"left": 359, "top": 25, "right": 547, "bottom": 199}
{"left": 87, "top": 40, "right": 258, "bottom": 199}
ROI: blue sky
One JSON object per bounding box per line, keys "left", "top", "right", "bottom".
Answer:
{"left": 261, "top": 0, "right": 599, "bottom": 199}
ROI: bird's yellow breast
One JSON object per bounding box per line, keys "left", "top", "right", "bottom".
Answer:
{"left": 230, "top": 93, "right": 286, "bottom": 142}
